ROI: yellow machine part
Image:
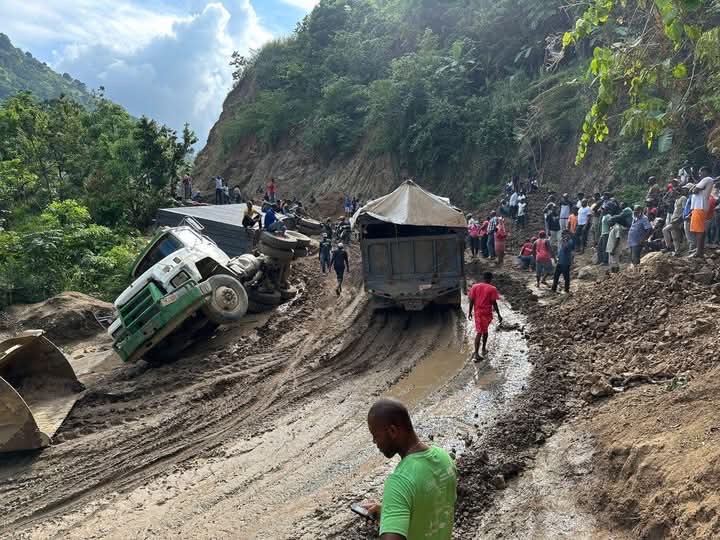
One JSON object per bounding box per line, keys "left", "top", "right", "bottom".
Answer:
{"left": 0, "top": 332, "right": 83, "bottom": 453}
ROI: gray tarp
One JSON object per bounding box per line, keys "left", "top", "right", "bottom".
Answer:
{"left": 352, "top": 180, "right": 466, "bottom": 228}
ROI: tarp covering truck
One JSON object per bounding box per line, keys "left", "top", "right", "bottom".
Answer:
{"left": 352, "top": 180, "right": 467, "bottom": 311}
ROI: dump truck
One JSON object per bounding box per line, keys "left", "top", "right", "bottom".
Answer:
{"left": 108, "top": 218, "right": 309, "bottom": 364}
{"left": 0, "top": 331, "right": 83, "bottom": 452}
{"left": 353, "top": 180, "right": 467, "bottom": 311}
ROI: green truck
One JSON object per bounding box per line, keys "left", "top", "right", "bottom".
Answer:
{"left": 108, "top": 218, "right": 308, "bottom": 363}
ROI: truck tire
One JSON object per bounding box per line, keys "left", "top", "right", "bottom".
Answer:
{"left": 297, "top": 224, "right": 317, "bottom": 236}
{"left": 280, "top": 286, "right": 298, "bottom": 300}
{"left": 248, "top": 289, "right": 282, "bottom": 305}
{"left": 284, "top": 230, "right": 311, "bottom": 248}
{"left": 259, "top": 243, "right": 294, "bottom": 262}
{"left": 298, "top": 216, "right": 323, "bottom": 229}
{"left": 247, "top": 300, "right": 274, "bottom": 314}
{"left": 143, "top": 320, "right": 218, "bottom": 365}
{"left": 260, "top": 231, "right": 298, "bottom": 251}
{"left": 201, "top": 274, "right": 249, "bottom": 323}
{"left": 293, "top": 247, "right": 309, "bottom": 259}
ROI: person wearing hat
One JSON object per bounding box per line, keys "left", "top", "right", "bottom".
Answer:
{"left": 319, "top": 233, "right": 332, "bottom": 274}
{"left": 627, "top": 204, "right": 653, "bottom": 266}
{"left": 323, "top": 218, "right": 333, "bottom": 240}
{"left": 330, "top": 242, "right": 350, "bottom": 295}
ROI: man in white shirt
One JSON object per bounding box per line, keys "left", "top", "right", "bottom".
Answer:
{"left": 509, "top": 191, "right": 519, "bottom": 220}
{"left": 214, "top": 176, "right": 224, "bottom": 205}
{"left": 576, "top": 200, "right": 593, "bottom": 253}
{"left": 689, "top": 166, "right": 715, "bottom": 258}
{"left": 559, "top": 194, "right": 571, "bottom": 230}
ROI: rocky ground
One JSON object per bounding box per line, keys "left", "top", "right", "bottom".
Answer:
{"left": 1, "top": 223, "right": 718, "bottom": 538}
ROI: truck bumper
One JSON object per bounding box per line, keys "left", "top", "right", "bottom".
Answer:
{"left": 114, "top": 281, "right": 212, "bottom": 363}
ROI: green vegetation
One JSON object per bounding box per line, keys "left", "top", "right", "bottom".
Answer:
{"left": 563, "top": 0, "right": 720, "bottom": 164}
{"left": 0, "top": 33, "right": 92, "bottom": 104}
{"left": 0, "top": 92, "right": 196, "bottom": 307}
{"left": 220, "top": 0, "right": 720, "bottom": 194}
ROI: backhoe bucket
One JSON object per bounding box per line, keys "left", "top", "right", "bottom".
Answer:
{"left": 0, "top": 332, "right": 83, "bottom": 453}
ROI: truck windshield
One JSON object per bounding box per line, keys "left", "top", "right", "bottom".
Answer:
{"left": 133, "top": 234, "right": 183, "bottom": 278}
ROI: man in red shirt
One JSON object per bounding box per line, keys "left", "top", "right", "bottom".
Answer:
{"left": 468, "top": 272, "right": 503, "bottom": 362}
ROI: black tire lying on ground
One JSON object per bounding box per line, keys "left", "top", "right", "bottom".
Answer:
{"left": 280, "top": 286, "right": 298, "bottom": 300}
{"left": 259, "top": 242, "right": 294, "bottom": 262}
{"left": 248, "top": 289, "right": 282, "bottom": 305}
{"left": 293, "top": 247, "right": 309, "bottom": 259}
{"left": 284, "top": 230, "right": 312, "bottom": 248}
{"left": 260, "top": 231, "right": 298, "bottom": 250}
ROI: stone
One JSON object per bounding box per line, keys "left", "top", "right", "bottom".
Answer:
{"left": 491, "top": 474, "right": 507, "bottom": 490}
{"left": 577, "top": 265, "right": 598, "bottom": 281}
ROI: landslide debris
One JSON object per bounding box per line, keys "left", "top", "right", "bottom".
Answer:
{"left": 0, "top": 291, "right": 115, "bottom": 342}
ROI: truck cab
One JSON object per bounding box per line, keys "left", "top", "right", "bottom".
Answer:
{"left": 109, "top": 220, "right": 250, "bottom": 363}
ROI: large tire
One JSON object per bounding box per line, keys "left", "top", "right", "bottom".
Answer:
{"left": 260, "top": 231, "right": 298, "bottom": 251}
{"left": 293, "top": 246, "right": 309, "bottom": 259}
{"left": 280, "top": 286, "right": 298, "bottom": 300}
{"left": 259, "top": 242, "right": 294, "bottom": 262}
{"left": 248, "top": 289, "right": 282, "bottom": 305}
{"left": 284, "top": 230, "right": 311, "bottom": 248}
{"left": 247, "top": 300, "right": 275, "bottom": 314}
{"left": 297, "top": 217, "right": 323, "bottom": 231}
{"left": 297, "top": 224, "right": 317, "bottom": 236}
{"left": 201, "top": 274, "right": 249, "bottom": 324}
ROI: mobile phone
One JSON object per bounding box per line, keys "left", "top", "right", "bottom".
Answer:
{"left": 350, "top": 502, "right": 376, "bottom": 520}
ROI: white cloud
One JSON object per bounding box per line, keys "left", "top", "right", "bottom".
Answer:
{"left": 9, "top": 1, "right": 274, "bottom": 147}
{"left": 279, "top": 0, "right": 318, "bottom": 11}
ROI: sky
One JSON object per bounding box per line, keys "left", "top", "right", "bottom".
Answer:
{"left": 1, "top": 0, "right": 318, "bottom": 148}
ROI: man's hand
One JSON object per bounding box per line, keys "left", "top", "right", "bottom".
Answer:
{"left": 361, "top": 501, "right": 381, "bottom": 517}
{"left": 467, "top": 311, "right": 473, "bottom": 320}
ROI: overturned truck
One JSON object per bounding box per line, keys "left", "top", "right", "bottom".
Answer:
{"left": 353, "top": 180, "right": 467, "bottom": 311}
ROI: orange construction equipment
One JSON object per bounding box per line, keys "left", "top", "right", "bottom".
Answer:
{"left": 0, "top": 331, "right": 83, "bottom": 452}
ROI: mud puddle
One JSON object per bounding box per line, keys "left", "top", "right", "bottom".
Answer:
{"left": 475, "top": 423, "right": 626, "bottom": 539}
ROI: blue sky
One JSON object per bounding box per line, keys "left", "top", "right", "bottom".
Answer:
{"left": 1, "top": 0, "right": 317, "bottom": 147}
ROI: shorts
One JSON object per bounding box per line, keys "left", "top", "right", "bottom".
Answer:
{"left": 690, "top": 209, "right": 708, "bottom": 233}
{"left": 474, "top": 312, "right": 493, "bottom": 334}
{"left": 536, "top": 260, "right": 553, "bottom": 276}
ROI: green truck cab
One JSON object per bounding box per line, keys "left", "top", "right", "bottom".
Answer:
{"left": 108, "top": 219, "right": 257, "bottom": 363}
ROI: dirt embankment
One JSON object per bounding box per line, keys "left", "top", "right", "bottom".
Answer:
{"left": 0, "top": 292, "right": 115, "bottom": 343}
{"left": 523, "top": 250, "right": 720, "bottom": 538}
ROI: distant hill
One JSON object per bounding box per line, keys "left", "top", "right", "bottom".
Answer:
{"left": 0, "top": 33, "right": 93, "bottom": 104}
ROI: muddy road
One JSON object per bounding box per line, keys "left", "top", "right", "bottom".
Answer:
{"left": 0, "top": 251, "right": 531, "bottom": 539}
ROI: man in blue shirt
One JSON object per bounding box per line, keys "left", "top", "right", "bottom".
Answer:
{"left": 627, "top": 204, "right": 653, "bottom": 265}
{"left": 263, "top": 203, "right": 285, "bottom": 232}
{"left": 552, "top": 230, "right": 575, "bottom": 293}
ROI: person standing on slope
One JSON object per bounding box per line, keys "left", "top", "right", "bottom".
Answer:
{"left": 468, "top": 272, "right": 503, "bottom": 362}
{"left": 319, "top": 233, "right": 332, "bottom": 274}
{"left": 330, "top": 242, "right": 350, "bottom": 295}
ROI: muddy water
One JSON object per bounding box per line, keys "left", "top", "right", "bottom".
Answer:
{"left": 412, "top": 299, "right": 532, "bottom": 458}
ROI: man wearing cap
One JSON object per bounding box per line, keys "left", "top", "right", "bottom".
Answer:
{"left": 627, "top": 205, "right": 653, "bottom": 266}
{"left": 689, "top": 166, "right": 715, "bottom": 258}
{"left": 319, "top": 233, "right": 332, "bottom": 274}
{"left": 330, "top": 242, "right": 350, "bottom": 295}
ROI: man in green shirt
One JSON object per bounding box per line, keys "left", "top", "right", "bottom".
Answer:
{"left": 362, "top": 398, "right": 457, "bottom": 540}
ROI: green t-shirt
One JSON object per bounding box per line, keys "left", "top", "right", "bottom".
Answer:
{"left": 601, "top": 214, "right": 611, "bottom": 235}
{"left": 380, "top": 446, "right": 457, "bottom": 540}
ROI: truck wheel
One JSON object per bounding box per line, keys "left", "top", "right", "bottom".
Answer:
{"left": 293, "top": 247, "right": 309, "bottom": 259}
{"left": 247, "top": 300, "right": 274, "bottom": 314}
{"left": 201, "top": 274, "right": 249, "bottom": 323}
{"left": 259, "top": 243, "right": 294, "bottom": 262}
{"left": 298, "top": 216, "right": 322, "bottom": 229}
{"left": 280, "top": 286, "right": 298, "bottom": 300}
{"left": 260, "top": 231, "right": 298, "bottom": 250}
{"left": 249, "top": 289, "right": 282, "bottom": 305}
{"left": 284, "top": 230, "right": 311, "bottom": 248}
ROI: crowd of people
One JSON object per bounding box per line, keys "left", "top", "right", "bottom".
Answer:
{"left": 468, "top": 165, "right": 719, "bottom": 297}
